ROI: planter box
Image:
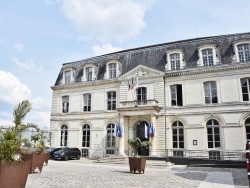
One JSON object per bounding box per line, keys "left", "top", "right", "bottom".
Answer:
{"left": 23, "top": 153, "right": 49, "bottom": 173}
{"left": 0, "top": 159, "right": 31, "bottom": 188}
{"left": 129, "top": 157, "right": 146, "bottom": 174}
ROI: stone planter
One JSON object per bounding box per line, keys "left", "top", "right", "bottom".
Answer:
{"left": 0, "top": 159, "right": 32, "bottom": 188}
{"left": 23, "top": 153, "right": 49, "bottom": 173}
{"left": 129, "top": 157, "right": 146, "bottom": 174}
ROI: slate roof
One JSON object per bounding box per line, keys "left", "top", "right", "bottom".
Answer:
{"left": 54, "top": 32, "right": 250, "bottom": 86}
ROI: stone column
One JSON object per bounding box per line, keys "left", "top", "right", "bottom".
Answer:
{"left": 118, "top": 116, "right": 126, "bottom": 156}
{"left": 150, "top": 115, "right": 157, "bottom": 156}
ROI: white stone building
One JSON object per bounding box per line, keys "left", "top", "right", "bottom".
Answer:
{"left": 50, "top": 32, "right": 250, "bottom": 159}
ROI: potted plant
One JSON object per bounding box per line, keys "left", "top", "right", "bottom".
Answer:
{"left": 22, "top": 129, "right": 49, "bottom": 173}
{"left": 0, "top": 100, "right": 32, "bottom": 188}
{"left": 128, "top": 137, "right": 151, "bottom": 174}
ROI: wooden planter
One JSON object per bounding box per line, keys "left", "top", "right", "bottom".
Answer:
{"left": 23, "top": 153, "right": 49, "bottom": 173}
{"left": 0, "top": 159, "right": 32, "bottom": 188}
{"left": 129, "top": 157, "right": 146, "bottom": 174}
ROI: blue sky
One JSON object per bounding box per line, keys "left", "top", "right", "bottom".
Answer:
{"left": 1, "top": 0, "right": 250, "bottom": 130}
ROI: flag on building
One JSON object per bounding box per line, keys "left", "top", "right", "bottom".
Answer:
{"left": 130, "top": 78, "right": 134, "bottom": 90}
{"left": 128, "top": 80, "right": 130, "bottom": 91}
{"left": 113, "top": 124, "right": 123, "bottom": 137}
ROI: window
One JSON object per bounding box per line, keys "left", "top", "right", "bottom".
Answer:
{"left": 107, "top": 91, "right": 116, "bottom": 110}
{"left": 85, "top": 67, "right": 93, "bottom": 81}
{"left": 83, "top": 94, "right": 91, "bottom": 111}
{"left": 62, "top": 96, "right": 69, "bottom": 113}
{"left": 172, "top": 121, "right": 184, "bottom": 148}
{"left": 170, "top": 85, "right": 183, "bottom": 106}
{"left": 237, "top": 43, "right": 250, "bottom": 62}
{"left": 241, "top": 78, "right": 250, "bottom": 101}
{"left": 65, "top": 70, "right": 71, "bottom": 84}
{"left": 207, "top": 119, "right": 220, "bottom": 149}
{"left": 245, "top": 118, "right": 250, "bottom": 141}
{"left": 82, "top": 124, "right": 90, "bottom": 147}
{"left": 170, "top": 53, "right": 180, "bottom": 70}
{"left": 137, "top": 87, "right": 147, "bottom": 101}
{"left": 197, "top": 45, "right": 219, "bottom": 66}
{"left": 165, "top": 49, "right": 186, "bottom": 71}
{"left": 60, "top": 125, "right": 68, "bottom": 147}
{"left": 204, "top": 81, "right": 218, "bottom": 104}
{"left": 106, "top": 123, "right": 116, "bottom": 155}
{"left": 202, "top": 49, "right": 214, "bottom": 66}
{"left": 109, "top": 63, "right": 116, "bottom": 78}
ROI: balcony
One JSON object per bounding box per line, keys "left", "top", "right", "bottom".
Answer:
{"left": 119, "top": 99, "right": 159, "bottom": 108}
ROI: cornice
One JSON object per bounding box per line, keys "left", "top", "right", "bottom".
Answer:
{"left": 165, "top": 62, "right": 250, "bottom": 77}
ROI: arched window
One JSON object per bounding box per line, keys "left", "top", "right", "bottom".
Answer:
{"left": 172, "top": 121, "right": 184, "bottom": 149}
{"left": 60, "top": 125, "right": 68, "bottom": 146}
{"left": 207, "top": 119, "right": 220, "bottom": 149}
{"left": 245, "top": 118, "right": 250, "bottom": 141}
{"left": 106, "top": 123, "right": 116, "bottom": 155}
{"left": 82, "top": 124, "right": 90, "bottom": 147}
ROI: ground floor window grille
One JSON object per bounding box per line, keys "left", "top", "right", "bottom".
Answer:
{"left": 209, "top": 151, "right": 220, "bottom": 160}
{"left": 81, "top": 149, "right": 88, "bottom": 157}
{"left": 173, "top": 150, "right": 183, "bottom": 157}
{"left": 106, "top": 149, "right": 115, "bottom": 155}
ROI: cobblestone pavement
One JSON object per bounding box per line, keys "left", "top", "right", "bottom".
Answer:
{"left": 26, "top": 159, "right": 249, "bottom": 188}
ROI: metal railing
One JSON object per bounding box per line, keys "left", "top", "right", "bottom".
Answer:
{"left": 120, "top": 99, "right": 159, "bottom": 108}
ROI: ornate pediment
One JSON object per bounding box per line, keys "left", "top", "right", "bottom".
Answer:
{"left": 118, "top": 65, "right": 164, "bottom": 81}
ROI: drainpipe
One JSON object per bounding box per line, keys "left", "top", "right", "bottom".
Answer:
{"left": 163, "top": 75, "right": 167, "bottom": 157}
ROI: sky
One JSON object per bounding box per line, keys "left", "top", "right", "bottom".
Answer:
{"left": 1, "top": 0, "right": 250, "bottom": 130}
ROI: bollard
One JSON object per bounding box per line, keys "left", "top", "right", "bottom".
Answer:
{"left": 246, "top": 142, "right": 250, "bottom": 185}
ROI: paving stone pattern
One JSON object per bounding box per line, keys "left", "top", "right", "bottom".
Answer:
{"left": 26, "top": 159, "right": 249, "bottom": 188}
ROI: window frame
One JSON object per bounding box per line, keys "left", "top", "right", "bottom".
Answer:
{"left": 62, "top": 67, "right": 75, "bottom": 85}
{"left": 62, "top": 96, "right": 69, "bottom": 113}
{"left": 233, "top": 41, "right": 250, "bottom": 63}
{"left": 60, "top": 125, "right": 68, "bottom": 147}
{"left": 165, "top": 49, "right": 186, "bottom": 71}
{"left": 107, "top": 91, "right": 116, "bottom": 110}
{"left": 245, "top": 118, "right": 250, "bottom": 142}
{"left": 203, "top": 81, "right": 218, "bottom": 104}
{"left": 172, "top": 121, "right": 184, "bottom": 149}
{"left": 240, "top": 78, "right": 250, "bottom": 101}
{"left": 207, "top": 119, "right": 220, "bottom": 149}
{"left": 83, "top": 93, "right": 91, "bottom": 111}
{"left": 170, "top": 84, "right": 183, "bottom": 106}
{"left": 82, "top": 124, "right": 90, "bottom": 147}
{"left": 197, "top": 44, "right": 219, "bottom": 67}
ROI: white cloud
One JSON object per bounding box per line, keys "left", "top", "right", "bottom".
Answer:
{"left": 92, "top": 44, "right": 123, "bottom": 56}
{"left": 0, "top": 70, "right": 51, "bottom": 129}
{"left": 62, "top": 0, "right": 155, "bottom": 43}
{"left": 0, "top": 70, "right": 32, "bottom": 105}
{"left": 12, "top": 56, "right": 43, "bottom": 71}
{"left": 13, "top": 43, "right": 24, "bottom": 52}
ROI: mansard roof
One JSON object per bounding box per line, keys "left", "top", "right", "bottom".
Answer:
{"left": 54, "top": 32, "right": 250, "bottom": 86}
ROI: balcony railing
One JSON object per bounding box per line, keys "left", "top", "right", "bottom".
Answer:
{"left": 120, "top": 99, "right": 159, "bottom": 108}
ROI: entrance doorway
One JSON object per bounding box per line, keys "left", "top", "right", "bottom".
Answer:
{"left": 136, "top": 120, "right": 149, "bottom": 156}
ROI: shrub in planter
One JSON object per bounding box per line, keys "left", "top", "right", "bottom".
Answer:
{"left": 128, "top": 138, "right": 151, "bottom": 174}
{"left": 0, "top": 100, "right": 32, "bottom": 188}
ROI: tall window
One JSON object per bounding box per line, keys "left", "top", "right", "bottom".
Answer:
{"left": 202, "top": 49, "right": 214, "bottom": 66}
{"left": 246, "top": 118, "right": 250, "bottom": 142}
{"left": 62, "top": 96, "right": 69, "bottom": 113}
{"left": 170, "top": 53, "right": 180, "bottom": 70}
{"left": 237, "top": 43, "right": 250, "bottom": 62}
{"left": 207, "top": 119, "right": 220, "bottom": 149}
{"left": 204, "top": 81, "right": 217, "bottom": 104}
{"left": 109, "top": 63, "right": 116, "bottom": 78}
{"left": 137, "top": 87, "right": 147, "bottom": 101}
{"left": 83, "top": 94, "right": 91, "bottom": 111}
{"left": 241, "top": 78, "right": 250, "bottom": 101}
{"left": 65, "top": 70, "right": 71, "bottom": 84}
{"left": 170, "top": 85, "right": 183, "bottom": 106}
{"left": 106, "top": 123, "right": 116, "bottom": 155}
{"left": 107, "top": 91, "right": 116, "bottom": 110}
{"left": 85, "top": 67, "right": 92, "bottom": 81}
{"left": 82, "top": 124, "right": 90, "bottom": 147}
{"left": 60, "top": 125, "right": 68, "bottom": 146}
{"left": 172, "top": 121, "right": 184, "bottom": 148}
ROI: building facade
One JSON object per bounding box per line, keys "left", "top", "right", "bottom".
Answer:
{"left": 50, "top": 32, "right": 250, "bottom": 159}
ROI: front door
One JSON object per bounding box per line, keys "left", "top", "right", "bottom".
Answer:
{"left": 136, "top": 120, "right": 149, "bottom": 156}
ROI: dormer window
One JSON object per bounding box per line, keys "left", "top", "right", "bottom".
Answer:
{"left": 62, "top": 67, "right": 75, "bottom": 85}
{"left": 81, "top": 64, "right": 97, "bottom": 82}
{"left": 165, "top": 49, "right": 186, "bottom": 71}
{"left": 197, "top": 44, "right": 219, "bottom": 67}
{"left": 233, "top": 41, "right": 250, "bottom": 62}
{"left": 104, "top": 60, "right": 121, "bottom": 79}
{"left": 109, "top": 63, "right": 116, "bottom": 78}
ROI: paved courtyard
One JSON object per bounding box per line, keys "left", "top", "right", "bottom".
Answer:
{"left": 26, "top": 159, "right": 249, "bottom": 188}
